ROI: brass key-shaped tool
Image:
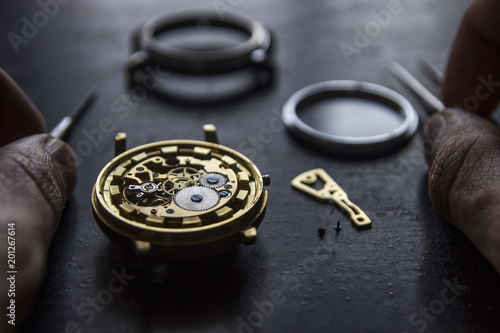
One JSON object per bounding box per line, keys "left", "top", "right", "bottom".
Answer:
{"left": 291, "top": 168, "right": 371, "bottom": 229}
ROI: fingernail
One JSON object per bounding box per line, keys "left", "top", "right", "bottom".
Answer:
{"left": 44, "top": 137, "right": 64, "bottom": 156}
{"left": 422, "top": 112, "right": 448, "bottom": 163}
{"left": 45, "top": 137, "right": 78, "bottom": 197}
{"left": 424, "top": 112, "right": 446, "bottom": 145}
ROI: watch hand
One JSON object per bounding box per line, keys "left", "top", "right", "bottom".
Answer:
{"left": 291, "top": 168, "right": 371, "bottom": 229}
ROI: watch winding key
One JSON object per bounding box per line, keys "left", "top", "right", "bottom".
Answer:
{"left": 92, "top": 125, "right": 270, "bottom": 259}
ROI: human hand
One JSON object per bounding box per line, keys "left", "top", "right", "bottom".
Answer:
{"left": 441, "top": 0, "right": 500, "bottom": 117}
{"left": 424, "top": 0, "right": 500, "bottom": 273}
{"left": 0, "top": 68, "right": 78, "bottom": 332}
{"left": 424, "top": 108, "right": 500, "bottom": 273}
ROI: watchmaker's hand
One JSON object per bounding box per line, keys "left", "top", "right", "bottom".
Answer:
{"left": 423, "top": 0, "right": 500, "bottom": 275}
{"left": 424, "top": 108, "right": 500, "bottom": 274}
{"left": 441, "top": 0, "right": 500, "bottom": 117}
{"left": 0, "top": 69, "right": 78, "bottom": 332}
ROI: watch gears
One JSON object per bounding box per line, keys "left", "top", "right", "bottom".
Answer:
{"left": 91, "top": 125, "right": 270, "bottom": 260}
{"left": 124, "top": 181, "right": 169, "bottom": 206}
{"left": 165, "top": 167, "right": 201, "bottom": 194}
{"left": 130, "top": 182, "right": 159, "bottom": 193}
{"left": 199, "top": 173, "right": 228, "bottom": 188}
{"left": 174, "top": 186, "right": 220, "bottom": 211}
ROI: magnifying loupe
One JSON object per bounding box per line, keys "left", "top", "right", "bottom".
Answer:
{"left": 282, "top": 80, "right": 419, "bottom": 156}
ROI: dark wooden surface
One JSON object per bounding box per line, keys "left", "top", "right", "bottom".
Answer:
{"left": 2, "top": 0, "right": 500, "bottom": 332}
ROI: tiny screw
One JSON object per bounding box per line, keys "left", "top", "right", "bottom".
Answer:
{"left": 225, "top": 185, "right": 232, "bottom": 189}
{"left": 219, "top": 190, "right": 230, "bottom": 197}
{"left": 207, "top": 177, "right": 219, "bottom": 184}
{"left": 167, "top": 209, "right": 175, "bottom": 214}
{"left": 191, "top": 194, "right": 203, "bottom": 202}
{"left": 318, "top": 228, "right": 326, "bottom": 239}
{"left": 136, "top": 167, "right": 144, "bottom": 171}
{"left": 153, "top": 173, "right": 159, "bottom": 177}
{"left": 334, "top": 221, "right": 342, "bottom": 234}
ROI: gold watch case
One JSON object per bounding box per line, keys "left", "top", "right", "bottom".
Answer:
{"left": 91, "top": 125, "right": 270, "bottom": 260}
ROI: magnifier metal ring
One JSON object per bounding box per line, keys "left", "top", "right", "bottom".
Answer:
{"left": 282, "top": 80, "right": 419, "bottom": 156}
{"left": 127, "top": 10, "right": 272, "bottom": 75}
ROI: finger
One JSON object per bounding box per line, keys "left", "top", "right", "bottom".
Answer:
{"left": 441, "top": 0, "right": 500, "bottom": 117}
{"left": 0, "top": 68, "right": 46, "bottom": 147}
{"left": 423, "top": 108, "right": 500, "bottom": 273}
{"left": 421, "top": 107, "right": 499, "bottom": 163}
{"left": 0, "top": 134, "right": 77, "bottom": 332}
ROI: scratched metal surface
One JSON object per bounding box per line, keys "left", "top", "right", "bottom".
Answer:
{"left": 1, "top": 0, "right": 500, "bottom": 332}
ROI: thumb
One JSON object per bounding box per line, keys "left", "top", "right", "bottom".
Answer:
{"left": 423, "top": 108, "right": 500, "bottom": 273}
{"left": 0, "top": 134, "right": 78, "bottom": 331}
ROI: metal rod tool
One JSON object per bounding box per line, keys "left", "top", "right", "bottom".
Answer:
{"left": 49, "top": 88, "right": 96, "bottom": 139}
{"left": 389, "top": 61, "right": 445, "bottom": 113}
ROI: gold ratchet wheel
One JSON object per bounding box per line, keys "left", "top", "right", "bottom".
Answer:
{"left": 92, "top": 125, "right": 270, "bottom": 260}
